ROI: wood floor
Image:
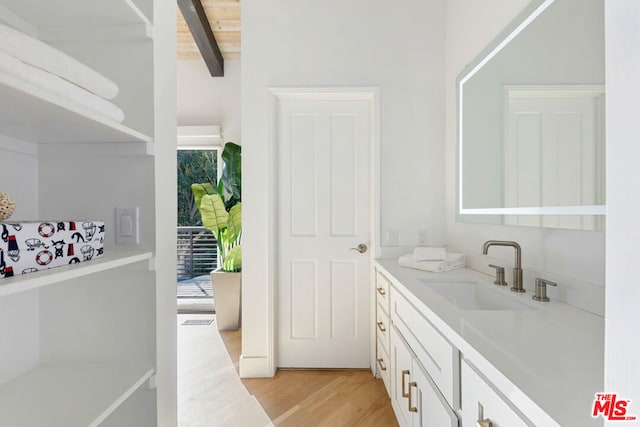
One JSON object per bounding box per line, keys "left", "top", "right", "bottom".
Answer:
{"left": 219, "top": 328, "right": 398, "bottom": 426}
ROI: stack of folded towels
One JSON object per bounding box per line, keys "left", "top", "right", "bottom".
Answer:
{"left": 0, "top": 23, "right": 124, "bottom": 122}
{"left": 398, "top": 247, "right": 466, "bottom": 273}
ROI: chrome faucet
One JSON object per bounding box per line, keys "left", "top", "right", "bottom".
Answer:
{"left": 482, "top": 240, "right": 525, "bottom": 293}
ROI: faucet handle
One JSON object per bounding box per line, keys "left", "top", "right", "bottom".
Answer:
{"left": 488, "top": 264, "right": 507, "bottom": 286}
{"left": 533, "top": 278, "right": 558, "bottom": 302}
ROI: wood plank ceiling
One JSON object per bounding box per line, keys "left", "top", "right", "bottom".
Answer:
{"left": 177, "top": 0, "right": 240, "bottom": 61}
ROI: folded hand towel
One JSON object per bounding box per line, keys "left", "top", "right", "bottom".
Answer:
{"left": 0, "top": 50, "right": 125, "bottom": 122}
{"left": 0, "top": 23, "right": 119, "bottom": 99}
{"left": 399, "top": 252, "right": 466, "bottom": 273}
{"left": 413, "top": 247, "right": 447, "bottom": 261}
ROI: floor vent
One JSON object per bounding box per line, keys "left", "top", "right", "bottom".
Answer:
{"left": 182, "top": 319, "right": 214, "bottom": 325}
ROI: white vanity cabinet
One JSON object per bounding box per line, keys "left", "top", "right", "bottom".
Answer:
{"left": 390, "top": 325, "right": 458, "bottom": 427}
{"left": 374, "top": 260, "right": 602, "bottom": 427}
{"left": 376, "top": 264, "right": 531, "bottom": 427}
{"left": 461, "top": 359, "right": 532, "bottom": 427}
{"left": 374, "top": 266, "right": 459, "bottom": 426}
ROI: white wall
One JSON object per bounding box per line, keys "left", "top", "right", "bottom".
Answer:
{"left": 177, "top": 59, "right": 241, "bottom": 143}
{"left": 37, "top": 144, "right": 156, "bottom": 251}
{"left": 444, "top": 0, "right": 606, "bottom": 315}
{"left": 604, "top": 0, "right": 640, "bottom": 417}
{"left": 153, "top": 1, "right": 178, "bottom": 423}
{"left": 241, "top": 0, "right": 447, "bottom": 376}
{"left": 0, "top": 137, "right": 38, "bottom": 220}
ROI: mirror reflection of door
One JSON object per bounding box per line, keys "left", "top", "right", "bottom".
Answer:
{"left": 503, "top": 86, "right": 605, "bottom": 230}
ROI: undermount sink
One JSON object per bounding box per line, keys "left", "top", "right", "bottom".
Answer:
{"left": 419, "top": 280, "right": 534, "bottom": 311}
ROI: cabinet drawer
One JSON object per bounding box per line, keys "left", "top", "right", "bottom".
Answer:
{"left": 376, "top": 339, "right": 391, "bottom": 396}
{"left": 391, "top": 290, "right": 458, "bottom": 408}
{"left": 375, "top": 271, "right": 391, "bottom": 314}
{"left": 461, "top": 359, "right": 531, "bottom": 427}
{"left": 376, "top": 306, "right": 390, "bottom": 353}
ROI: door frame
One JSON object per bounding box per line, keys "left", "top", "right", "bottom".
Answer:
{"left": 266, "top": 87, "right": 381, "bottom": 374}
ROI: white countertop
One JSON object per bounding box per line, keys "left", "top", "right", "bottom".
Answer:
{"left": 375, "top": 259, "right": 603, "bottom": 427}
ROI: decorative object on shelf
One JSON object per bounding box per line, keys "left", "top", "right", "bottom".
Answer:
{"left": 0, "top": 193, "right": 16, "bottom": 221}
{"left": 192, "top": 142, "right": 242, "bottom": 330}
{"left": 0, "top": 220, "right": 105, "bottom": 279}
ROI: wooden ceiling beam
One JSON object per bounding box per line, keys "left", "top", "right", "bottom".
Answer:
{"left": 177, "top": 0, "right": 224, "bottom": 77}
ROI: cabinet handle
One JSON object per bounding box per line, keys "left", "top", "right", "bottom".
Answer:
{"left": 377, "top": 321, "right": 386, "bottom": 332}
{"left": 476, "top": 420, "right": 493, "bottom": 427}
{"left": 401, "top": 369, "right": 410, "bottom": 397}
{"left": 377, "top": 358, "right": 387, "bottom": 371}
{"left": 408, "top": 381, "right": 418, "bottom": 413}
{"left": 377, "top": 287, "right": 386, "bottom": 296}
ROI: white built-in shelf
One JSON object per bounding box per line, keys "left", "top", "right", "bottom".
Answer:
{"left": 0, "top": 362, "right": 154, "bottom": 427}
{"left": 0, "top": 250, "right": 153, "bottom": 298}
{"left": 1, "top": 0, "right": 152, "bottom": 32}
{"left": 0, "top": 73, "right": 152, "bottom": 144}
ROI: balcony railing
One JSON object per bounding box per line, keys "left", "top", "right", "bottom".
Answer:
{"left": 177, "top": 226, "right": 218, "bottom": 280}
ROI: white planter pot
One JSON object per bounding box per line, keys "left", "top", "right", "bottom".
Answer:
{"left": 211, "top": 269, "right": 241, "bottom": 331}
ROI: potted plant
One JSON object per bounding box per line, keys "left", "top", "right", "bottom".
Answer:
{"left": 191, "top": 142, "right": 241, "bottom": 330}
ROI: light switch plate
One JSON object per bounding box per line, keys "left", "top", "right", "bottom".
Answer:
{"left": 418, "top": 230, "right": 428, "bottom": 246}
{"left": 116, "top": 207, "right": 140, "bottom": 244}
{"left": 386, "top": 230, "right": 398, "bottom": 246}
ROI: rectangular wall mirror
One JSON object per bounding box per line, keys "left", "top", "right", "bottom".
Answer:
{"left": 457, "top": 0, "right": 605, "bottom": 230}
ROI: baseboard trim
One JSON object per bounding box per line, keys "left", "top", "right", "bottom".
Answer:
{"left": 239, "top": 355, "right": 276, "bottom": 378}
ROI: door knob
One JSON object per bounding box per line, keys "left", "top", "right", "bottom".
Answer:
{"left": 350, "top": 243, "right": 368, "bottom": 254}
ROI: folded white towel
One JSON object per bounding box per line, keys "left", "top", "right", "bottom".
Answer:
{"left": 0, "top": 50, "right": 125, "bottom": 122}
{"left": 0, "top": 23, "right": 119, "bottom": 99}
{"left": 413, "top": 247, "right": 447, "bottom": 261}
{"left": 399, "top": 252, "right": 466, "bottom": 273}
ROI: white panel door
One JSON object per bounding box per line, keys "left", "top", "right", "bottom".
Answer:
{"left": 277, "top": 96, "right": 371, "bottom": 368}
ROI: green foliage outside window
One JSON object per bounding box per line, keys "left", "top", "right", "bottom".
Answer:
{"left": 177, "top": 150, "right": 217, "bottom": 226}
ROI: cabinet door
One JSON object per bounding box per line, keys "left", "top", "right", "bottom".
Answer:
{"left": 412, "top": 365, "right": 458, "bottom": 427}
{"left": 461, "top": 360, "right": 530, "bottom": 427}
{"left": 390, "top": 327, "right": 414, "bottom": 427}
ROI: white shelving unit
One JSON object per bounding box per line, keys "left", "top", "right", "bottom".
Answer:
{"left": 0, "top": 0, "right": 153, "bottom": 145}
{"left": 0, "top": 0, "right": 174, "bottom": 424}
{"left": 0, "top": 250, "right": 152, "bottom": 298}
{"left": 1, "top": 0, "right": 152, "bottom": 30}
{"left": 0, "top": 73, "right": 152, "bottom": 144}
{"left": 0, "top": 363, "right": 154, "bottom": 427}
